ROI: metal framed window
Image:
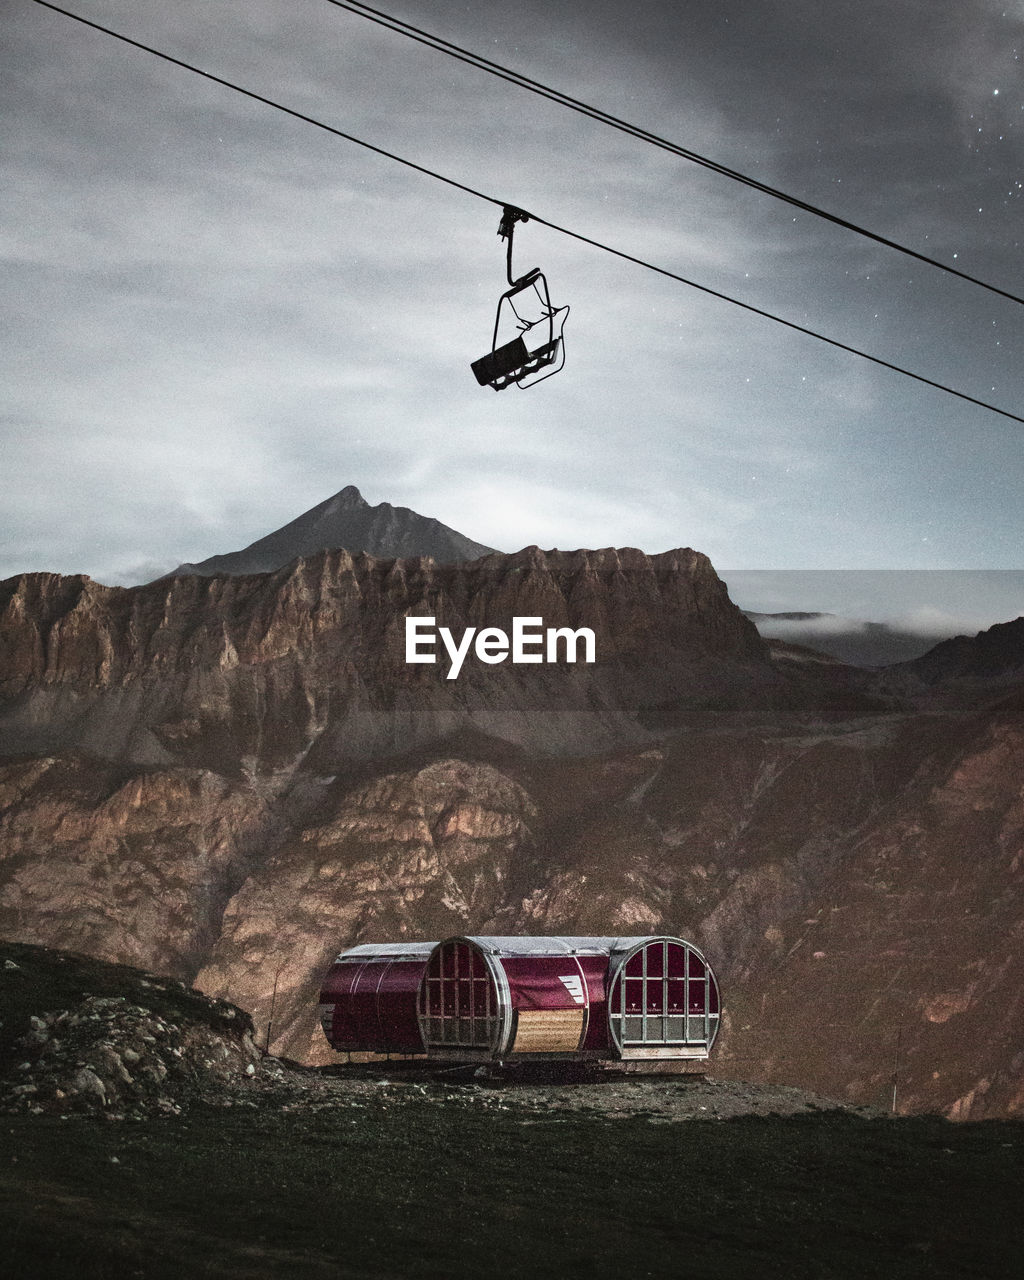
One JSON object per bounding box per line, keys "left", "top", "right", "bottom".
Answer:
{"left": 418, "top": 940, "right": 499, "bottom": 1050}
{"left": 610, "top": 939, "right": 718, "bottom": 1049}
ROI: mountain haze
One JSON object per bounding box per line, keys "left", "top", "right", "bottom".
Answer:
{"left": 165, "top": 485, "right": 495, "bottom": 579}
{"left": 745, "top": 611, "right": 957, "bottom": 667}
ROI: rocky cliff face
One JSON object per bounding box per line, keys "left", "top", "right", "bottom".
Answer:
{"left": 0, "top": 755, "right": 282, "bottom": 976}
{"left": 0, "top": 545, "right": 770, "bottom": 766}
{"left": 195, "top": 758, "right": 539, "bottom": 1059}
{"left": 684, "top": 694, "right": 1024, "bottom": 1121}
{"left": 1, "top": 548, "right": 1022, "bottom": 1119}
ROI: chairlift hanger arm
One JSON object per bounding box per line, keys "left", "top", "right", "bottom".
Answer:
{"left": 498, "top": 205, "right": 538, "bottom": 287}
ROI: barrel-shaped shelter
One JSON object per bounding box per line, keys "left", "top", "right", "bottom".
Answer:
{"left": 319, "top": 935, "right": 720, "bottom": 1063}
{"left": 318, "top": 941, "right": 435, "bottom": 1057}
{"left": 417, "top": 935, "right": 720, "bottom": 1062}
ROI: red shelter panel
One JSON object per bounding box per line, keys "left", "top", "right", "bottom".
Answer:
{"left": 499, "top": 953, "right": 589, "bottom": 1055}
{"left": 500, "top": 956, "right": 588, "bottom": 1009}
{"left": 319, "top": 942, "right": 434, "bottom": 1055}
{"left": 376, "top": 957, "right": 430, "bottom": 1053}
{"left": 319, "top": 958, "right": 362, "bottom": 1047}
{"left": 579, "top": 954, "right": 614, "bottom": 1053}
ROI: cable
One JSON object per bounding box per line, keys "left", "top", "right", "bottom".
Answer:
{"left": 31, "top": 1, "right": 502, "bottom": 211}
{"left": 327, "top": 0, "right": 1024, "bottom": 311}
{"left": 527, "top": 209, "right": 1024, "bottom": 423}
{"left": 30, "top": 0, "right": 1024, "bottom": 427}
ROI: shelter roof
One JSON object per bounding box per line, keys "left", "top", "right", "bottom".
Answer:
{"left": 460, "top": 936, "right": 666, "bottom": 957}
{"left": 334, "top": 942, "right": 437, "bottom": 961}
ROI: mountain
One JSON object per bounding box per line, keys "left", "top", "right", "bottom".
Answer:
{"left": 889, "top": 615, "right": 1024, "bottom": 686}
{"left": 726, "top": 569, "right": 1024, "bottom": 665}
{"left": 0, "top": 544, "right": 772, "bottom": 768}
{"left": 2, "top": 536, "right": 1023, "bottom": 1120}
{"left": 745, "top": 610, "right": 953, "bottom": 667}
{"left": 165, "top": 485, "right": 495, "bottom": 578}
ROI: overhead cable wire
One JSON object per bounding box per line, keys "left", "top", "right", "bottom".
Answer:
{"left": 31, "top": 1, "right": 501, "bottom": 209}
{"left": 327, "top": 0, "right": 1024, "bottom": 311}
{"left": 31, "top": 0, "right": 1024, "bottom": 427}
{"left": 524, "top": 209, "right": 1024, "bottom": 424}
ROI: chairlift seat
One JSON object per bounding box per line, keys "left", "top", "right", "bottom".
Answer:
{"left": 471, "top": 336, "right": 530, "bottom": 387}
{"left": 471, "top": 336, "right": 562, "bottom": 391}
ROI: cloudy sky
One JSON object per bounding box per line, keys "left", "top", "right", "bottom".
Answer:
{"left": 4, "top": 0, "right": 1024, "bottom": 623}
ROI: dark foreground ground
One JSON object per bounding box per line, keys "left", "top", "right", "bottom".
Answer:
{"left": 2, "top": 941, "right": 1023, "bottom": 1279}
{"left": 4, "top": 1088, "right": 1024, "bottom": 1279}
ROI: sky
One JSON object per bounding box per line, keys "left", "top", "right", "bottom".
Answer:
{"left": 3, "top": 0, "right": 1024, "bottom": 627}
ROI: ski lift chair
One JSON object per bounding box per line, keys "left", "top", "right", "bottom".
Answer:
{"left": 471, "top": 207, "right": 569, "bottom": 391}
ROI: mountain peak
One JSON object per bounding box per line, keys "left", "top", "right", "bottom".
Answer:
{"left": 326, "top": 485, "right": 368, "bottom": 511}
{"left": 163, "top": 485, "right": 496, "bottom": 580}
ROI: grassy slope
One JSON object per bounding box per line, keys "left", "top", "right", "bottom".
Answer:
{"left": 2, "top": 1105, "right": 1022, "bottom": 1279}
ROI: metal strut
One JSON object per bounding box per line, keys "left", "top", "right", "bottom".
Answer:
{"left": 498, "top": 205, "right": 534, "bottom": 287}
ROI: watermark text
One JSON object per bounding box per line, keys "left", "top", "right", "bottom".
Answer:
{"left": 406, "top": 616, "right": 596, "bottom": 680}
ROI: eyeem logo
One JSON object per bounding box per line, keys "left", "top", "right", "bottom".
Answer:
{"left": 405, "top": 615, "right": 597, "bottom": 681}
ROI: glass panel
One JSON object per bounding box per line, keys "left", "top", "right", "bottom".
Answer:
{"left": 623, "top": 979, "right": 644, "bottom": 1012}
{"left": 420, "top": 944, "right": 498, "bottom": 1049}
{"left": 613, "top": 943, "right": 717, "bottom": 1045}
{"left": 666, "top": 943, "right": 687, "bottom": 978}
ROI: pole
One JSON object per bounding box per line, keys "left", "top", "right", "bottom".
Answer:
{"left": 890, "top": 1020, "right": 903, "bottom": 1114}
{"left": 265, "top": 965, "right": 281, "bottom": 1056}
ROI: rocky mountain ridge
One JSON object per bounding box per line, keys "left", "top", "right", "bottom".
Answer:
{"left": 885, "top": 615, "right": 1024, "bottom": 687}
{"left": 0, "top": 543, "right": 771, "bottom": 766}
